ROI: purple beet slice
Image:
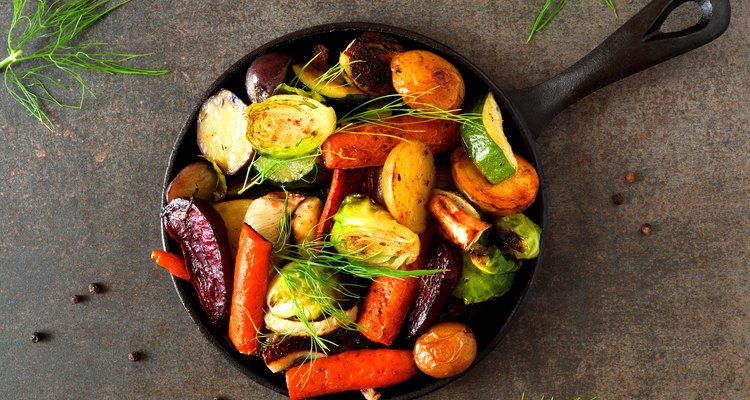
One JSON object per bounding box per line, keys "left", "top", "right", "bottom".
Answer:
{"left": 404, "top": 237, "right": 463, "bottom": 339}
{"left": 161, "top": 197, "right": 233, "bottom": 328}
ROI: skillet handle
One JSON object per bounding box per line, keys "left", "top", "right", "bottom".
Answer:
{"left": 507, "top": 0, "right": 730, "bottom": 139}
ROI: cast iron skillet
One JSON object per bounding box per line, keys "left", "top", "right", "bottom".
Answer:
{"left": 161, "top": 0, "right": 730, "bottom": 398}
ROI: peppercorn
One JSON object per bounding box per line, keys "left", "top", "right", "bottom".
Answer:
{"left": 640, "top": 223, "right": 653, "bottom": 236}
{"left": 70, "top": 295, "right": 80, "bottom": 304}
{"left": 612, "top": 193, "right": 624, "bottom": 205}
{"left": 88, "top": 283, "right": 101, "bottom": 294}
{"left": 128, "top": 351, "right": 141, "bottom": 362}
{"left": 31, "top": 332, "right": 43, "bottom": 343}
{"left": 625, "top": 171, "right": 636, "bottom": 183}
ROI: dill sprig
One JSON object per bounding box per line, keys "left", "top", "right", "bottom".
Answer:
{"left": 336, "top": 93, "right": 483, "bottom": 133}
{"left": 1, "top": 0, "right": 168, "bottom": 130}
{"left": 526, "top": 1, "right": 618, "bottom": 43}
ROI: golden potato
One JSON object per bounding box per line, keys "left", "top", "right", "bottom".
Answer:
{"left": 413, "top": 322, "right": 477, "bottom": 378}
{"left": 451, "top": 147, "right": 539, "bottom": 216}
{"left": 212, "top": 199, "right": 253, "bottom": 260}
{"left": 391, "top": 50, "right": 465, "bottom": 111}
{"left": 381, "top": 140, "right": 436, "bottom": 234}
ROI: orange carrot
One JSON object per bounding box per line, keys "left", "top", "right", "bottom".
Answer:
{"left": 285, "top": 349, "right": 417, "bottom": 400}
{"left": 357, "top": 229, "right": 434, "bottom": 345}
{"left": 316, "top": 168, "right": 364, "bottom": 240}
{"left": 150, "top": 250, "right": 190, "bottom": 281}
{"left": 322, "top": 116, "right": 460, "bottom": 169}
{"left": 228, "top": 224, "right": 272, "bottom": 355}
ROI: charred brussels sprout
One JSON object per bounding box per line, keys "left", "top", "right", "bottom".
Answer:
{"left": 453, "top": 253, "right": 514, "bottom": 305}
{"left": 468, "top": 244, "right": 518, "bottom": 275}
{"left": 340, "top": 32, "right": 405, "bottom": 97}
{"left": 495, "top": 213, "right": 542, "bottom": 259}
{"left": 330, "top": 194, "right": 420, "bottom": 269}
{"left": 245, "top": 94, "right": 336, "bottom": 159}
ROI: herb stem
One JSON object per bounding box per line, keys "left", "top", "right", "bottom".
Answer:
{"left": 0, "top": 50, "right": 23, "bottom": 70}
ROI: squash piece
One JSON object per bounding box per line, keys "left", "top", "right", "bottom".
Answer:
{"left": 213, "top": 199, "right": 253, "bottom": 260}
{"left": 451, "top": 147, "right": 538, "bottom": 217}
{"left": 381, "top": 141, "right": 436, "bottom": 234}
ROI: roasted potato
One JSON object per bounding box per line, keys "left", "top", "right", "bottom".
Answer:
{"left": 165, "top": 161, "right": 218, "bottom": 203}
{"left": 213, "top": 199, "right": 253, "bottom": 260}
{"left": 381, "top": 140, "right": 435, "bottom": 234}
{"left": 391, "top": 50, "right": 465, "bottom": 111}
{"left": 197, "top": 89, "right": 254, "bottom": 175}
{"left": 451, "top": 147, "right": 538, "bottom": 216}
{"left": 340, "top": 32, "right": 405, "bottom": 97}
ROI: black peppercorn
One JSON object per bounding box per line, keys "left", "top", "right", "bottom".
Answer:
{"left": 31, "top": 332, "right": 42, "bottom": 343}
{"left": 640, "top": 223, "right": 653, "bottom": 236}
{"left": 70, "top": 295, "right": 80, "bottom": 304}
{"left": 612, "top": 193, "right": 624, "bottom": 205}
{"left": 128, "top": 351, "right": 141, "bottom": 362}
{"left": 88, "top": 283, "right": 101, "bottom": 294}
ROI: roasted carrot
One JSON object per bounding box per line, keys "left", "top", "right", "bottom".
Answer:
{"left": 285, "top": 349, "right": 417, "bottom": 400}
{"left": 150, "top": 250, "right": 190, "bottom": 281}
{"left": 322, "top": 116, "right": 460, "bottom": 169}
{"left": 316, "top": 168, "right": 364, "bottom": 240}
{"left": 357, "top": 229, "right": 434, "bottom": 345}
{"left": 228, "top": 224, "right": 272, "bottom": 355}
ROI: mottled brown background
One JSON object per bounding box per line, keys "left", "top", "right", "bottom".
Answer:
{"left": 0, "top": 1, "right": 747, "bottom": 399}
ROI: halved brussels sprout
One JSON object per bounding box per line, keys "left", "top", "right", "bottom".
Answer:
{"left": 468, "top": 244, "right": 518, "bottom": 275}
{"left": 266, "top": 262, "right": 340, "bottom": 320}
{"left": 495, "top": 213, "right": 542, "bottom": 259}
{"left": 453, "top": 253, "right": 514, "bottom": 304}
{"left": 330, "top": 194, "right": 420, "bottom": 269}
{"left": 245, "top": 94, "right": 336, "bottom": 159}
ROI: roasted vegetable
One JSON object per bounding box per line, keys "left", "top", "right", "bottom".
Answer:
{"left": 228, "top": 224, "right": 272, "bottom": 355}
{"left": 197, "top": 89, "right": 254, "bottom": 175}
{"left": 243, "top": 192, "right": 305, "bottom": 245}
{"left": 150, "top": 250, "right": 190, "bottom": 281}
{"left": 213, "top": 199, "right": 253, "bottom": 260}
{"left": 452, "top": 147, "right": 539, "bottom": 217}
{"left": 165, "top": 161, "right": 218, "bottom": 203}
{"left": 252, "top": 154, "right": 322, "bottom": 189}
{"left": 495, "top": 213, "right": 542, "bottom": 259}
{"left": 460, "top": 92, "right": 517, "bottom": 184}
{"left": 428, "top": 189, "right": 491, "bottom": 250}
{"left": 265, "top": 306, "right": 358, "bottom": 337}
{"left": 468, "top": 244, "right": 518, "bottom": 275}
{"left": 330, "top": 194, "right": 420, "bottom": 269}
{"left": 245, "top": 94, "right": 336, "bottom": 159}
{"left": 161, "top": 198, "right": 233, "bottom": 328}
{"left": 453, "top": 253, "right": 514, "bottom": 304}
{"left": 322, "top": 116, "right": 460, "bottom": 169}
{"left": 285, "top": 349, "right": 417, "bottom": 400}
{"left": 292, "top": 63, "right": 367, "bottom": 100}
{"left": 316, "top": 168, "right": 365, "bottom": 240}
{"left": 291, "top": 196, "right": 323, "bottom": 247}
{"left": 340, "top": 32, "right": 405, "bottom": 97}
{"left": 266, "top": 262, "right": 339, "bottom": 320}
{"left": 404, "top": 238, "right": 462, "bottom": 338}
{"left": 246, "top": 51, "right": 292, "bottom": 103}
{"left": 359, "top": 166, "right": 385, "bottom": 205}
{"left": 413, "top": 322, "right": 477, "bottom": 378}
{"left": 391, "top": 50, "right": 465, "bottom": 111}
{"left": 261, "top": 335, "right": 327, "bottom": 373}
{"left": 381, "top": 140, "right": 435, "bottom": 234}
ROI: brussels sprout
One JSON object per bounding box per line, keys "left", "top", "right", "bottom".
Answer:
{"left": 468, "top": 244, "right": 518, "bottom": 275}
{"left": 330, "top": 194, "right": 420, "bottom": 269}
{"left": 494, "top": 213, "right": 542, "bottom": 259}
{"left": 266, "top": 262, "right": 340, "bottom": 320}
{"left": 245, "top": 94, "right": 336, "bottom": 159}
{"left": 453, "top": 253, "right": 514, "bottom": 304}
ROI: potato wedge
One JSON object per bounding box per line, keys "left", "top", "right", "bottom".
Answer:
{"left": 451, "top": 148, "right": 538, "bottom": 217}
{"left": 166, "top": 161, "right": 218, "bottom": 203}
{"left": 197, "top": 89, "right": 254, "bottom": 175}
{"left": 213, "top": 199, "right": 253, "bottom": 260}
{"left": 322, "top": 116, "right": 459, "bottom": 169}
{"left": 381, "top": 141, "right": 436, "bottom": 234}
{"left": 391, "top": 50, "right": 465, "bottom": 111}
{"left": 291, "top": 196, "right": 323, "bottom": 247}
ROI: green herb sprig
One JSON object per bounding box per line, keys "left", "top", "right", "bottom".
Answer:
{"left": 527, "top": 1, "right": 618, "bottom": 43}
{"left": 1, "top": 0, "right": 168, "bottom": 130}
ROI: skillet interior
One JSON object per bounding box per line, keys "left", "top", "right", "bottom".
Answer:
{"left": 161, "top": 22, "right": 547, "bottom": 399}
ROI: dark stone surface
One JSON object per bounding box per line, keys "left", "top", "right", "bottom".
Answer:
{"left": 0, "top": 1, "right": 747, "bottom": 399}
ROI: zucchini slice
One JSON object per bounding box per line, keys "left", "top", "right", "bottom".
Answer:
{"left": 460, "top": 92, "right": 518, "bottom": 184}
{"left": 292, "top": 63, "right": 366, "bottom": 99}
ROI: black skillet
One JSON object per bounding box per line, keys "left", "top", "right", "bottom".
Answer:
{"left": 161, "top": 0, "right": 730, "bottom": 398}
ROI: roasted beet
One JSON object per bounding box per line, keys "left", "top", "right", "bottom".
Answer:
{"left": 404, "top": 238, "right": 462, "bottom": 338}
{"left": 162, "top": 198, "right": 233, "bottom": 328}
{"left": 245, "top": 51, "right": 292, "bottom": 103}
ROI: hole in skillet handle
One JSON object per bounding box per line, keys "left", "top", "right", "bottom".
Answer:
{"left": 161, "top": 22, "right": 545, "bottom": 400}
